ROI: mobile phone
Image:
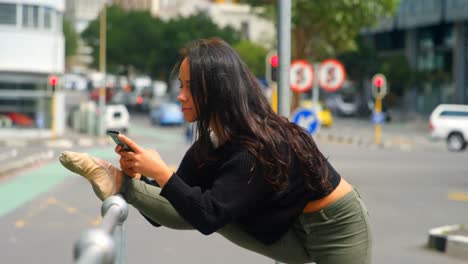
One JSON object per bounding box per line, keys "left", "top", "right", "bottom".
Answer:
{"left": 106, "top": 130, "right": 134, "bottom": 152}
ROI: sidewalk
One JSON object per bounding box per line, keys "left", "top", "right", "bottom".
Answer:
{"left": 314, "top": 115, "right": 443, "bottom": 152}
{"left": 0, "top": 128, "right": 111, "bottom": 177}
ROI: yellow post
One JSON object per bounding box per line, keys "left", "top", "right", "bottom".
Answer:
{"left": 271, "top": 82, "right": 278, "bottom": 113}
{"left": 98, "top": 2, "right": 107, "bottom": 136}
{"left": 50, "top": 93, "right": 55, "bottom": 139}
{"left": 374, "top": 98, "right": 382, "bottom": 145}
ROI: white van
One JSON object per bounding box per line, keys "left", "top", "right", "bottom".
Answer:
{"left": 105, "top": 104, "right": 130, "bottom": 133}
{"left": 429, "top": 104, "right": 468, "bottom": 151}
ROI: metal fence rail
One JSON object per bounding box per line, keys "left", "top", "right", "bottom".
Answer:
{"left": 74, "top": 195, "right": 129, "bottom": 264}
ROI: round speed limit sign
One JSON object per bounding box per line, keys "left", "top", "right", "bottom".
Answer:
{"left": 290, "top": 60, "right": 315, "bottom": 93}
{"left": 318, "top": 59, "right": 346, "bottom": 92}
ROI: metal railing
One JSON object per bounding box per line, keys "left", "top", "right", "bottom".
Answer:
{"left": 74, "top": 195, "right": 129, "bottom": 264}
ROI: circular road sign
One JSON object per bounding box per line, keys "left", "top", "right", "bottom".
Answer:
{"left": 290, "top": 60, "right": 314, "bottom": 93}
{"left": 292, "top": 108, "right": 320, "bottom": 135}
{"left": 318, "top": 59, "right": 346, "bottom": 92}
{"left": 371, "top": 73, "right": 388, "bottom": 99}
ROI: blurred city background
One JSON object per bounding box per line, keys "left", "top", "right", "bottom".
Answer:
{"left": 0, "top": 0, "right": 467, "bottom": 263}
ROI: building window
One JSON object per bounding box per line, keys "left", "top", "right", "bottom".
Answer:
{"left": 23, "top": 5, "right": 39, "bottom": 28}
{"left": 44, "top": 7, "right": 53, "bottom": 29}
{"left": 56, "top": 12, "right": 62, "bottom": 33}
{"left": 0, "top": 3, "right": 17, "bottom": 25}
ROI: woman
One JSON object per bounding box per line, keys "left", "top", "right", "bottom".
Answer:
{"left": 60, "top": 38, "right": 372, "bottom": 264}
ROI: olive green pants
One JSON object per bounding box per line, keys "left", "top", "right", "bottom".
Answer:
{"left": 122, "top": 179, "right": 372, "bottom": 264}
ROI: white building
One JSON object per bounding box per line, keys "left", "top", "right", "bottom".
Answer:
{"left": 0, "top": 0, "right": 65, "bottom": 136}
{"left": 152, "top": 0, "right": 275, "bottom": 49}
{"left": 64, "top": 0, "right": 101, "bottom": 34}
{"left": 64, "top": 0, "right": 102, "bottom": 72}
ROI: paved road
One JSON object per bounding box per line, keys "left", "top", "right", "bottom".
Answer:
{"left": 1, "top": 114, "right": 467, "bottom": 263}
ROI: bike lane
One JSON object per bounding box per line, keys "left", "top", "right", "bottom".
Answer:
{"left": 0, "top": 146, "right": 116, "bottom": 218}
{"left": 0, "top": 124, "right": 187, "bottom": 219}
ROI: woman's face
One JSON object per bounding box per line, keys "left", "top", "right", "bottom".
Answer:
{"left": 177, "top": 58, "right": 198, "bottom": 122}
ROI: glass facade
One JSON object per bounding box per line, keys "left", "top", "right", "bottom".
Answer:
{"left": 22, "top": 5, "right": 39, "bottom": 28}
{"left": 0, "top": 3, "right": 16, "bottom": 25}
{"left": 0, "top": 3, "right": 60, "bottom": 32}
{"left": 363, "top": 0, "right": 468, "bottom": 114}
{"left": 0, "top": 75, "right": 52, "bottom": 129}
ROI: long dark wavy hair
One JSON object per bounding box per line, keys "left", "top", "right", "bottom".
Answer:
{"left": 177, "top": 38, "right": 330, "bottom": 193}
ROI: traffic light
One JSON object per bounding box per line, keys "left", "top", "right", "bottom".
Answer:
{"left": 49, "top": 75, "right": 58, "bottom": 92}
{"left": 373, "top": 76, "right": 384, "bottom": 88}
{"left": 270, "top": 54, "right": 278, "bottom": 82}
{"left": 371, "top": 73, "right": 387, "bottom": 99}
{"left": 373, "top": 75, "right": 384, "bottom": 94}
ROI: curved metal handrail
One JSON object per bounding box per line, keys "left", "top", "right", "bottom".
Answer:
{"left": 74, "top": 195, "right": 129, "bottom": 264}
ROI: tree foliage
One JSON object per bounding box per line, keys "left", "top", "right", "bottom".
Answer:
{"left": 242, "top": 0, "right": 399, "bottom": 59}
{"left": 63, "top": 17, "right": 78, "bottom": 58}
{"left": 338, "top": 37, "right": 380, "bottom": 84}
{"left": 241, "top": 0, "right": 400, "bottom": 109}
{"left": 81, "top": 6, "right": 241, "bottom": 81}
{"left": 234, "top": 41, "right": 268, "bottom": 76}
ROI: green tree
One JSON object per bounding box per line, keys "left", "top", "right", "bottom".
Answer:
{"left": 157, "top": 12, "right": 240, "bottom": 79}
{"left": 82, "top": 6, "right": 162, "bottom": 74}
{"left": 234, "top": 40, "right": 268, "bottom": 77}
{"left": 241, "top": 0, "right": 400, "bottom": 109}
{"left": 81, "top": 6, "right": 241, "bottom": 81}
{"left": 380, "top": 54, "right": 413, "bottom": 97}
{"left": 63, "top": 17, "right": 78, "bottom": 58}
{"left": 338, "top": 38, "right": 380, "bottom": 85}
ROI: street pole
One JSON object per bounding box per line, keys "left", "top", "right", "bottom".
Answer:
{"left": 375, "top": 98, "right": 382, "bottom": 145}
{"left": 311, "top": 63, "right": 320, "bottom": 114}
{"left": 98, "top": 1, "right": 107, "bottom": 136}
{"left": 277, "top": 0, "right": 291, "bottom": 118}
{"left": 51, "top": 91, "right": 56, "bottom": 139}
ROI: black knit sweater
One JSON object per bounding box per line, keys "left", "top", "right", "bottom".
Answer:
{"left": 150, "top": 142, "right": 341, "bottom": 245}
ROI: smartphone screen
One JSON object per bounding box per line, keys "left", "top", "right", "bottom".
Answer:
{"left": 106, "top": 130, "right": 134, "bottom": 152}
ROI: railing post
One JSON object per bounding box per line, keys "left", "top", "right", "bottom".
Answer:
{"left": 74, "top": 195, "right": 129, "bottom": 264}
{"left": 102, "top": 195, "right": 128, "bottom": 264}
{"left": 74, "top": 228, "right": 115, "bottom": 264}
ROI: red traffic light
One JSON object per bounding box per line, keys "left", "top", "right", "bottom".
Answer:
{"left": 373, "top": 76, "right": 384, "bottom": 88}
{"left": 270, "top": 54, "right": 279, "bottom": 68}
{"left": 49, "top": 75, "right": 58, "bottom": 86}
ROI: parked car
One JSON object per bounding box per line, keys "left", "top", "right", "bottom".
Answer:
{"left": 90, "top": 87, "right": 115, "bottom": 103}
{"left": 429, "top": 104, "right": 468, "bottom": 151}
{"left": 6, "top": 112, "right": 34, "bottom": 127}
{"left": 105, "top": 104, "right": 130, "bottom": 133}
{"left": 149, "top": 102, "right": 184, "bottom": 126}
{"left": 300, "top": 100, "right": 333, "bottom": 127}
{"left": 325, "top": 93, "right": 358, "bottom": 117}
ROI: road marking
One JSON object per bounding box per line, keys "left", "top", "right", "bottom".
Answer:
{"left": 15, "top": 220, "right": 26, "bottom": 228}
{"left": 1, "top": 125, "right": 183, "bottom": 219}
{"left": 0, "top": 147, "right": 116, "bottom": 218}
{"left": 13, "top": 196, "right": 100, "bottom": 228}
{"left": 448, "top": 192, "right": 468, "bottom": 202}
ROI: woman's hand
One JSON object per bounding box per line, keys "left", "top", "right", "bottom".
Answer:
{"left": 115, "top": 134, "right": 173, "bottom": 187}
{"left": 114, "top": 145, "right": 140, "bottom": 179}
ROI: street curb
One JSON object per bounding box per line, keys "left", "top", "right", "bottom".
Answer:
{"left": 0, "top": 137, "right": 112, "bottom": 177}
{"left": 314, "top": 132, "right": 413, "bottom": 151}
{"left": 428, "top": 224, "right": 468, "bottom": 260}
{"left": 0, "top": 136, "right": 111, "bottom": 149}
{"left": 0, "top": 150, "right": 55, "bottom": 177}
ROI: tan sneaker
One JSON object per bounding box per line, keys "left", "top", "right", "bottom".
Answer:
{"left": 59, "top": 151, "right": 123, "bottom": 201}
